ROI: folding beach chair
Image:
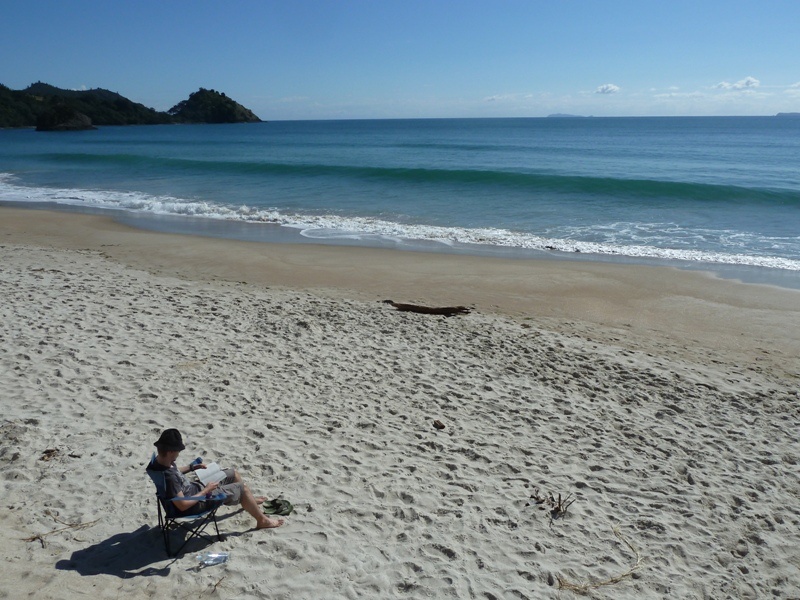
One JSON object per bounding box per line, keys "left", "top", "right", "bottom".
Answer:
{"left": 146, "top": 454, "right": 225, "bottom": 557}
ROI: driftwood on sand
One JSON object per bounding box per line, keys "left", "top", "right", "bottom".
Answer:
{"left": 383, "top": 300, "right": 470, "bottom": 317}
{"left": 526, "top": 487, "right": 576, "bottom": 525}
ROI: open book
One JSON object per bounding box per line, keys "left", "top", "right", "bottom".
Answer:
{"left": 195, "top": 462, "right": 227, "bottom": 486}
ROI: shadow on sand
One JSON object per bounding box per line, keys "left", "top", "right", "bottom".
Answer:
{"left": 55, "top": 512, "right": 245, "bottom": 578}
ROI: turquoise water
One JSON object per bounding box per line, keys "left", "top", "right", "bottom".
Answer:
{"left": 2, "top": 117, "right": 799, "bottom": 280}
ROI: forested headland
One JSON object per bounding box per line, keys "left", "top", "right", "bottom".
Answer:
{"left": 0, "top": 82, "right": 262, "bottom": 130}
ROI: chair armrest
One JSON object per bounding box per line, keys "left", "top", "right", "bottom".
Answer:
{"left": 169, "top": 493, "right": 226, "bottom": 503}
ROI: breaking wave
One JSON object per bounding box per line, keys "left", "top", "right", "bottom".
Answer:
{"left": 2, "top": 173, "right": 799, "bottom": 271}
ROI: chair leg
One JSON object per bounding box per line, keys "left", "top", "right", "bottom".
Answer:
{"left": 166, "top": 511, "right": 222, "bottom": 557}
{"left": 155, "top": 498, "right": 222, "bottom": 557}
{"left": 157, "top": 501, "right": 173, "bottom": 557}
{"left": 212, "top": 512, "right": 223, "bottom": 541}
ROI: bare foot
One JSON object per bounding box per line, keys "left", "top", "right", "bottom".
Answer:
{"left": 256, "top": 516, "right": 284, "bottom": 529}
{"left": 255, "top": 496, "right": 267, "bottom": 505}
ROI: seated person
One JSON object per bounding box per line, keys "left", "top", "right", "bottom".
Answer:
{"left": 148, "top": 428, "right": 283, "bottom": 529}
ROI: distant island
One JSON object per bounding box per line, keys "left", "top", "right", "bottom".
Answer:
{"left": 546, "top": 113, "right": 589, "bottom": 118}
{"left": 0, "top": 82, "right": 262, "bottom": 130}
{"left": 775, "top": 112, "right": 800, "bottom": 118}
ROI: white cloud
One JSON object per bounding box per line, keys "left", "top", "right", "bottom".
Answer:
{"left": 715, "top": 76, "right": 760, "bottom": 90}
{"left": 784, "top": 83, "right": 800, "bottom": 97}
{"left": 595, "top": 83, "right": 620, "bottom": 95}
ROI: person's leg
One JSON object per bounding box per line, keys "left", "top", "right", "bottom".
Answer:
{"left": 240, "top": 483, "right": 283, "bottom": 529}
{"left": 220, "top": 469, "right": 282, "bottom": 529}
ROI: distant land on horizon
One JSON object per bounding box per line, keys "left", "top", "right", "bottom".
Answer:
{"left": 1, "top": 82, "right": 797, "bottom": 128}
{"left": 0, "top": 82, "right": 262, "bottom": 130}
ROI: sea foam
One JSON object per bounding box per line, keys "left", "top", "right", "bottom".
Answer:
{"left": 2, "top": 173, "right": 799, "bottom": 272}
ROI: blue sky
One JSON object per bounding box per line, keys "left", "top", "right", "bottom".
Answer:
{"left": 3, "top": 1, "right": 800, "bottom": 120}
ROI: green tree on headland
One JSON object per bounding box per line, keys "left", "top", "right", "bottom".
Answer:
{"left": 0, "top": 84, "right": 38, "bottom": 127}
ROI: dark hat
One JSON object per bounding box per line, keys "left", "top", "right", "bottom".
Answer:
{"left": 154, "top": 428, "right": 185, "bottom": 451}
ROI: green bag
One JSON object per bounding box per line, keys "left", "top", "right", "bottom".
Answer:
{"left": 262, "top": 498, "right": 294, "bottom": 516}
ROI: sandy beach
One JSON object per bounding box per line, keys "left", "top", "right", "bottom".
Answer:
{"left": 1, "top": 206, "right": 799, "bottom": 599}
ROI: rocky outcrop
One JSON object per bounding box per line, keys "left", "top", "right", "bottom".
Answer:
{"left": 168, "top": 88, "right": 261, "bottom": 124}
{"left": 35, "top": 105, "right": 96, "bottom": 131}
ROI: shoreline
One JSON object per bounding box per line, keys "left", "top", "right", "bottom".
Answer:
{"left": 2, "top": 205, "right": 799, "bottom": 598}
{"left": 3, "top": 198, "right": 800, "bottom": 291}
{"left": 2, "top": 205, "right": 799, "bottom": 369}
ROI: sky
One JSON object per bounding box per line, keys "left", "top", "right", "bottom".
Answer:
{"left": 2, "top": 0, "right": 800, "bottom": 120}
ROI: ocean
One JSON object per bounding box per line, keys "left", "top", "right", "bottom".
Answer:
{"left": 2, "top": 117, "right": 799, "bottom": 288}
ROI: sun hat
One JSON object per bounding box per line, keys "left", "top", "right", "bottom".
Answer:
{"left": 154, "top": 428, "right": 185, "bottom": 451}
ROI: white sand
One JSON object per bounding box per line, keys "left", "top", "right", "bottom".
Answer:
{"left": 1, "top": 209, "right": 799, "bottom": 599}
